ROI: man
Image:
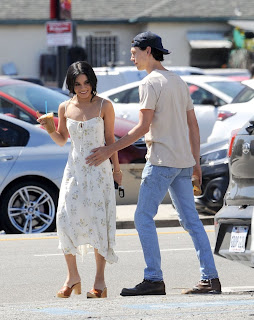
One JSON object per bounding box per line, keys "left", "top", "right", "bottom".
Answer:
{"left": 86, "top": 31, "right": 221, "bottom": 296}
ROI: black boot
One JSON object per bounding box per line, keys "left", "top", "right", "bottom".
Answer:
{"left": 120, "top": 279, "right": 166, "bottom": 296}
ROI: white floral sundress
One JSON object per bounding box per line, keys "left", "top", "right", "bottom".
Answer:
{"left": 56, "top": 99, "right": 118, "bottom": 264}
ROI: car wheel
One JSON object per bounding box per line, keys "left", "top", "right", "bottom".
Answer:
{"left": 1, "top": 180, "right": 58, "bottom": 234}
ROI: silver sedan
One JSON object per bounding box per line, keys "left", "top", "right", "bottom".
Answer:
{"left": 0, "top": 114, "right": 70, "bottom": 234}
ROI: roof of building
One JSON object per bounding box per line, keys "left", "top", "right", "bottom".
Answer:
{"left": 1, "top": 0, "right": 254, "bottom": 24}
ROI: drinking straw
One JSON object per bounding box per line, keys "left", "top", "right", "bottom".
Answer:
{"left": 45, "top": 100, "right": 47, "bottom": 114}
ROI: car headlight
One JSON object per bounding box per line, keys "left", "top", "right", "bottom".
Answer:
{"left": 200, "top": 149, "right": 228, "bottom": 165}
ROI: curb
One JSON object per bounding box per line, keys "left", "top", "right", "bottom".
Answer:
{"left": 116, "top": 216, "right": 215, "bottom": 229}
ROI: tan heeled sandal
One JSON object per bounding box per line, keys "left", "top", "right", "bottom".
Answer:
{"left": 57, "top": 282, "right": 81, "bottom": 298}
{"left": 87, "top": 287, "right": 107, "bottom": 298}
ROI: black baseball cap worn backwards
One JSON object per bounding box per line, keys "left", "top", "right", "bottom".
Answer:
{"left": 131, "top": 31, "right": 171, "bottom": 55}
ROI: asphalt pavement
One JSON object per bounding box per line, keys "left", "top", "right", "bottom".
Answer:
{"left": 2, "top": 224, "right": 254, "bottom": 320}
{"left": 116, "top": 204, "right": 214, "bottom": 229}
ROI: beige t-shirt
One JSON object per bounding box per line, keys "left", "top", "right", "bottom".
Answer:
{"left": 139, "top": 69, "right": 196, "bottom": 168}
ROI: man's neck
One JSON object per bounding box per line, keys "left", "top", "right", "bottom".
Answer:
{"left": 146, "top": 61, "right": 166, "bottom": 74}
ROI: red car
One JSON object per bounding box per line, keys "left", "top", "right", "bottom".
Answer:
{"left": 114, "top": 117, "right": 146, "bottom": 163}
{"left": 0, "top": 78, "right": 146, "bottom": 164}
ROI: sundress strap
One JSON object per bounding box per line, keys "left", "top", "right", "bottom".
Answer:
{"left": 99, "top": 99, "right": 104, "bottom": 118}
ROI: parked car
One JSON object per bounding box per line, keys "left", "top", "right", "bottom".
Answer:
{"left": 207, "top": 79, "right": 254, "bottom": 143}
{"left": 114, "top": 117, "right": 146, "bottom": 164}
{"left": 0, "top": 114, "right": 146, "bottom": 234}
{"left": 0, "top": 78, "right": 146, "bottom": 164}
{"left": 0, "top": 114, "right": 70, "bottom": 234}
{"left": 48, "top": 86, "right": 69, "bottom": 96}
{"left": 0, "top": 78, "right": 67, "bottom": 126}
{"left": 203, "top": 68, "right": 250, "bottom": 82}
{"left": 101, "top": 75, "right": 245, "bottom": 143}
{"left": 0, "top": 75, "right": 69, "bottom": 95}
{"left": 214, "top": 116, "right": 254, "bottom": 267}
{"left": 231, "top": 79, "right": 254, "bottom": 104}
{"left": 165, "top": 66, "right": 205, "bottom": 76}
{"left": 194, "top": 139, "right": 229, "bottom": 214}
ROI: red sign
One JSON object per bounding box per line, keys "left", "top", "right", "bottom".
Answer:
{"left": 47, "top": 21, "right": 71, "bottom": 33}
{"left": 46, "top": 21, "right": 72, "bottom": 46}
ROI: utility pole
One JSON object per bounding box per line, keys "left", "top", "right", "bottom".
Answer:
{"left": 50, "top": 0, "right": 71, "bottom": 88}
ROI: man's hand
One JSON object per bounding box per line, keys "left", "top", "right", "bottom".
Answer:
{"left": 193, "top": 163, "right": 202, "bottom": 185}
{"left": 86, "top": 145, "right": 114, "bottom": 166}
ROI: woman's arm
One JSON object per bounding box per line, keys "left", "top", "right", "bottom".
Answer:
{"left": 102, "top": 99, "right": 122, "bottom": 185}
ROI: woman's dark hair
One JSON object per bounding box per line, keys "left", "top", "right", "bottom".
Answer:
{"left": 139, "top": 47, "right": 164, "bottom": 61}
{"left": 66, "top": 61, "right": 97, "bottom": 99}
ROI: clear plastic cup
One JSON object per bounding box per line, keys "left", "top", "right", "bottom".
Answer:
{"left": 192, "top": 175, "right": 202, "bottom": 196}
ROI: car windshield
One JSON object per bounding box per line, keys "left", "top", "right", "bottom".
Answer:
{"left": 206, "top": 81, "right": 245, "bottom": 98}
{"left": 0, "top": 84, "right": 67, "bottom": 114}
{"left": 232, "top": 86, "right": 254, "bottom": 103}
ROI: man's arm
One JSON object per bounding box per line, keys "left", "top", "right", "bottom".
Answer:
{"left": 187, "top": 109, "right": 202, "bottom": 184}
{"left": 86, "top": 109, "right": 154, "bottom": 166}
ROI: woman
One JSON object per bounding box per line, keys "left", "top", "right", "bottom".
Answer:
{"left": 37, "top": 61, "right": 122, "bottom": 299}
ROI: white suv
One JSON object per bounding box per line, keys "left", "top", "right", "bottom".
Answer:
{"left": 207, "top": 79, "right": 254, "bottom": 143}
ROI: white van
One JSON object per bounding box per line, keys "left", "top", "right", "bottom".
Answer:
{"left": 94, "top": 66, "right": 147, "bottom": 93}
{"left": 62, "top": 66, "right": 147, "bottom": 94}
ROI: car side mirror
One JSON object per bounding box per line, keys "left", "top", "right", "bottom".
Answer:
{"left": 201, "top": 99, "right": 216, "bottom": 105}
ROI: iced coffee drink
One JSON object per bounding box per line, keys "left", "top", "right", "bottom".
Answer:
{"left": 192, "top": 175, "right": 202, "bottom": 196}
{"left": 38, "top": 112, "right": 56, "bottom": 133}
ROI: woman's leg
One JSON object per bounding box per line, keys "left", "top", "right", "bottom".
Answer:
{"left": 63, "top": 254, "right": 81, "bottom": 286}
{"left": 93, "top": 249, "right": 106, "bottom": 290}
{"left": 57, "top": 254, "right": 81, "bottom": 297}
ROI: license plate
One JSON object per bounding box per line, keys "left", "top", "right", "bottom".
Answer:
{"left": 229, "top": 226, "right": 249, "bottom": 253}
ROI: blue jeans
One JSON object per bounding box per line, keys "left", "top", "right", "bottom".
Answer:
{"left": 134, "top": 161, "right": 218, "bottom": 282}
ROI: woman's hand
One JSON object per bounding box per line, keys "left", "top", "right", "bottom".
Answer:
{"left": 36, "top": 111, "right": 56, "bottom": 134}
{"left": 36, "top": 111, "right": 49, "bottom": 132}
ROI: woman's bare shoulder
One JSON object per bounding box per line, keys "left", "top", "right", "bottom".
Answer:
{"left": 59, "top": 99, "right": 71, "bottom": 115}
{"left": 59, "top": 99, "right": 71, "bottom": 109}
{"left": 100, "top": 97, "right": 113, "bottom": 109}
{"left": 59, "top": 99, "right": 72, "bottom": 108}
